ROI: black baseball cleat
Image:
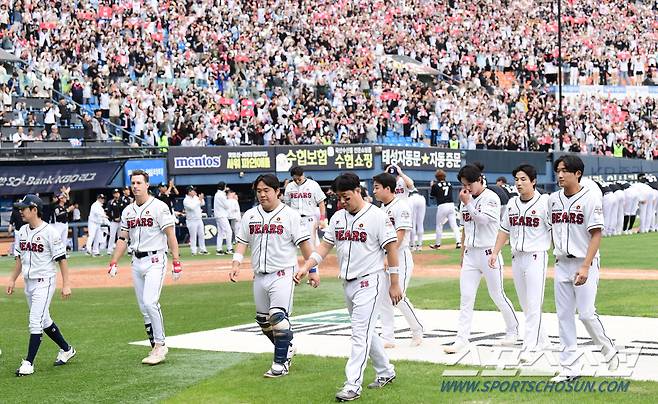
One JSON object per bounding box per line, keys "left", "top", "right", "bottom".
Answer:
{"left": 367, "top": 375, "right": 396, "bottom": 389}
{"left": 455, "top": 243, "right": 461, "bottom": 249}
{"left": 429, "top": 244, "right": 441, "bottom": 250}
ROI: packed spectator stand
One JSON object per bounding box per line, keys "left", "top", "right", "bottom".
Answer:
{"left": 0, "top": 0, "right": 655, "bottom": 158}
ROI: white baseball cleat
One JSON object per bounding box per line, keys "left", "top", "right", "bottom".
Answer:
{"left": 444, "top": 339, "right": 468, "bottom": 354}
{"left": 142, "top": 345, "right": 168, "bottom": 365}
{"left": 607, "top": 353, "right": 620, "bottom": 371}
{"left": 54, "top": 346, "right": 76, "bottom": 366}
{"left": 411, "top": 333, "right": 423, "bottom": 347}
{"left": 16, "top": 360, "right": 34, "bottom": 377}
{"left": 494, "top": 334, "right": 519, "bottom": 347}
{"left": 286, "top": 344, "right": 297, "bottom": 370}
{"left": 263, "top": 362, "right": 289, "bottom": 378}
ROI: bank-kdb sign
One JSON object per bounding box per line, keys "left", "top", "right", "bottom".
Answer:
{"left": 168, "top": 147, "right": 273, "bottom": 175}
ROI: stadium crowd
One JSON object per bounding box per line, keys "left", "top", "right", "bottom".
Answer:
{"left": 0, "top": 0, "right": 656, "bottom": 156}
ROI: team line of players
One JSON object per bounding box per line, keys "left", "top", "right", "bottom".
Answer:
{"left": 8, "top": 156, "right": 622, "bottom": 402}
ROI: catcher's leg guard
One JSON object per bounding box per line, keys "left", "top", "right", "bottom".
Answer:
{"left": 256, "top": 313, "right": 275, "bottom": 344}
{"left": 269, "top": 308, "right": 292, "bottom": 365}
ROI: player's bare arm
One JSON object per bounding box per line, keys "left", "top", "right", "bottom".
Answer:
{"left": 318, "top": 200, "right": 327, "bottom": 229}
{"left": 296, "top": 240, "right": 332, "bottom": 284}
{"left": 384, "top": 241, "right": 402, "bottom": 305}
{"left": 489, "top": 231, "right": 510, "bottom": 268}
{"left": 575, "top": 228, "right": 602, "bottom": 286}
{"left": 295, "top": 239, "right": 320, "bottom": 288}
{"left": 108, "top": 229, "right": 129, "bottom": 277}
{"left": 58, "top": 259, "right": 72, "bottom": 299}
{"left": 6, "top": 257, "right": 22, "bottom": 295}
{"left": 165, "top": 226, "right": 182, "bottom": 281}
{"left": 229, "top": 242, "right": 248, "bottom": 282}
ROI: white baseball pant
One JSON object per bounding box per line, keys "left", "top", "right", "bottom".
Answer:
{"left": 614, "top": 190, "right": 625, "bottom": 235}
{"left": 409, "top": 195, "right": 426, "bottom": 248}
{"left": 343, "top": 271, "right": 395, "bottom": 394}
{"left": 85, "top": 223, "right": 105, "bottom": 254}
{"left": 639, "top": 192, "right": 656, "bottom": 233}
{"left": 456, "top": 248, "right": 519, "bottom": 343}
{"left": 187, "top": 219, "right": 206, "bottom": 254}
{"left": 108, "top": 221, "right": 120, "bottom": 253}
{"left": 215, "top": 217, "right": 233, "bottom": 252}
{"left": 25, "top": 276, "right": 57, "bottom": 333}
{"left": 554, "top": 257, "right": 616, "bottom": 367}
{"left": 624, "top": 192, "right": 639, "bottom": 216}
{"left": 511, "top": 251, "right": 549, "bottom": 351}
{"left": 380, "top": 249, "right": 423, "bottom": 343}
{"left": 435, "top": 202, "right": 459, "bottom": 245}
{"left": 132, "top": 251, "right": 168, "bottom": 344}
{"left": 253, "top": 267, "right": 295, "bottom": 315}
{"left": 602, "top": 193, "right": 616, "bottom": 236}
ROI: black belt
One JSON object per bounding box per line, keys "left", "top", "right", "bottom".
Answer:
{"left": 346, "top": 273, "right": 373, "bottom": 282}
{"left": 566, "top": 254, "right": 576, "bottom": 259}
{"left": 134, "top": 250, "right": 159, "bottom": 259}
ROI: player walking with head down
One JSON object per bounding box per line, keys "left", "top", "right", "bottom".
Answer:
{"left": 372, "top": 173, "right": 424, "bottom": 348}
{"left": 298, "top": 172, "right": 402, "bottom": 402}
{"left": 444, "top": 164, "right": 519, "bottom": 354}
{"left": 549, "top": 155, "right": 618, "bottom": 382}
{"left": 489, "top": 164, "right": 551, "bottom": 360}
{"left": 229, "top": 174, "right": 317, "bottom": 378}
{"left": 108, "top": 169, "right": 182, "bottom": 366}
{"left": 7, "top": 194, "right": 76, "bottom": 376}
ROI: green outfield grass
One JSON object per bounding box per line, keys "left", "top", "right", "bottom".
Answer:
{"left": 417, "top": 232, "right": 658, "bottom": 269}
{"left": 1, "top": 278, "right": 657, "bottom": 403}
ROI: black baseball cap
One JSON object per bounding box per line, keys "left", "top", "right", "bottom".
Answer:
{"left": 387, "top": 166, "right": 399, "bottom": 176}
{"left": 159, "top": 182, "right": 167, "bottom": 187}
{"left": 187, "top": 185, "right": 196, "bottom": 192}
{"left": 123, "top": 185, "right": 131, "bottom": 190}
{"left": 112, "top": 188, "right": 120, "bottom": 193}
{"left": 14, "top": 194, "right": 43, "bottom": 210}
{"left": 97, "top": 193, "right": 106, "bottom": 199}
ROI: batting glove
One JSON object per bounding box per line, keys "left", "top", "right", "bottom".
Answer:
{"left": 172, "top": 260, "right": 182, "bottom": 281}
{"left": 108, "top": 262, "right": 118, "bottom": 278}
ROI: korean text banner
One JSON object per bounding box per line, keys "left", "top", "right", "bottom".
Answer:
{"left": 124, "top": 159, "right": 167, "bottom": 186}
{"left": 381, "top": 147, "right": 462, "bottom": 171}
{"left": 275, "top": 145, "right": 374, "bottom": 172}
{"left": 0, "top": 161, "right": 122, "bottom": 195}
{"left": 168, "top": 147, "right": 273, "bottom": 175}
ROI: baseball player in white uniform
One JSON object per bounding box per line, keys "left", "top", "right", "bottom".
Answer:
{"left": 373, "top": 173, "right": 424, "bottom": 348}
{"left": 214, "top": 181, "right": 233, "bottom": 255}
{"left": 550, "top": 155, "right": 618, "bottom": 381}
{"left": 229, "top": 174, "right": 317, "bottom": 378}
{"left": 631, "top": 181, "right": 656, "bottom": 233}
{"left": 183, "top": 186, "right": 208, "bottom": 255}
{"left": 227, "top": 190, "right": 242, "bottom": 242}
{"left": 430, "top": 169, "right": 461, "bottom": 249}
{"left": 407, "top": 189, "right": 426, "bottom": 252}
{"left": 490, "top": 164, "right": 551, "bottom": 359}
{"left": 299, "top": 172, "right": 402, "bottom": 402}
{"left": 445, "top": 164, "right": 519, "bottom": 354}
{"left": 386, "top": 163, "right": 414, "bottom": 199}
{"left": 611, "top": 182, "right": 626, "bottom": 235}
{"left": 283, "top": 166, "right": 327, "bottom": 247}
{"left": 7, "top": 194, "right": 76, "bottom": 376}
{"left": 85, "top": 194, "right": 110, "bottom": 256}
{"left": 108, "top": 169, "right": 182, "bottom": 365}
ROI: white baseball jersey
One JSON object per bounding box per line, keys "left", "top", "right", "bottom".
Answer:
{"left": 323, "top": 203, "right": 397, "bottom": 280}
{"left": 460, "top": 188, "right": 501, "bottom": 248}
{"left": 236, "top": 203, "right": 310, "bottom": 273}
{"left": 14, "top": 222, "right": 66, "bottom": 279}
{"left": 381, "top": 197, "right": 412, "bottom": 250}
{"left": 183, "top": 195, "right": 204, "bottom": 220}
{"left": 550, "top": 186, "right": 603, "bottom": 258}
{"left": 284, "top": 178, "right": 326, "bottom": 216}
{"left": 581, "top": 177, "right": 603, "bottom": 200}
{"left": 88, "top": 200, "right": 107, "bottom": 225}
{"left": 120, "top": 196, "right": 175, "bottom": 252}
{"left": 213, "top": 190, "right": 229, "bottom": 218}
{"left": 500, "top": 193, "right": 552, "bottom": 253}
{"left": 394, "top": 177, "right": 411, "bottom": 198}
{"left": 228, "top": 198, "right": 241, "bottom": 220}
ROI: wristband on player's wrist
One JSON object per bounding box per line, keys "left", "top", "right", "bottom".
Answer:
{"left": 310, "top": 251, "right": 323, "bottom": 265}
{"left": 309, "top": 267, "right": 318, "bottom": 274}
{"left": 388, "top": 266, "right": 400, "bottom": 274}
{"left": 232, "top": 252, "right": 244, "bottom": 264}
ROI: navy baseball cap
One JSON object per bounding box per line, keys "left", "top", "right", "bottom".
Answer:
{"left": 159, "top": 182, "right": 167, "bottom": 187}
{"left": 112, "top": 188, "right": 120, "bottom": 193}
{"left": 387, "top": 166, "right": 399, "bottom": 176}
{"left": 14, "top": 194, "right": 43, "bottom": 210}
{"left": 187, "top": 185, "right": 196, "bottom": 192}
{"left": 97, "top": 193, "right": 106, "bottom": 199}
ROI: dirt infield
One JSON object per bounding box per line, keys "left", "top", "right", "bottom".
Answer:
{"left": 1, "top": 250, "right": 656, "bottom": 289}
